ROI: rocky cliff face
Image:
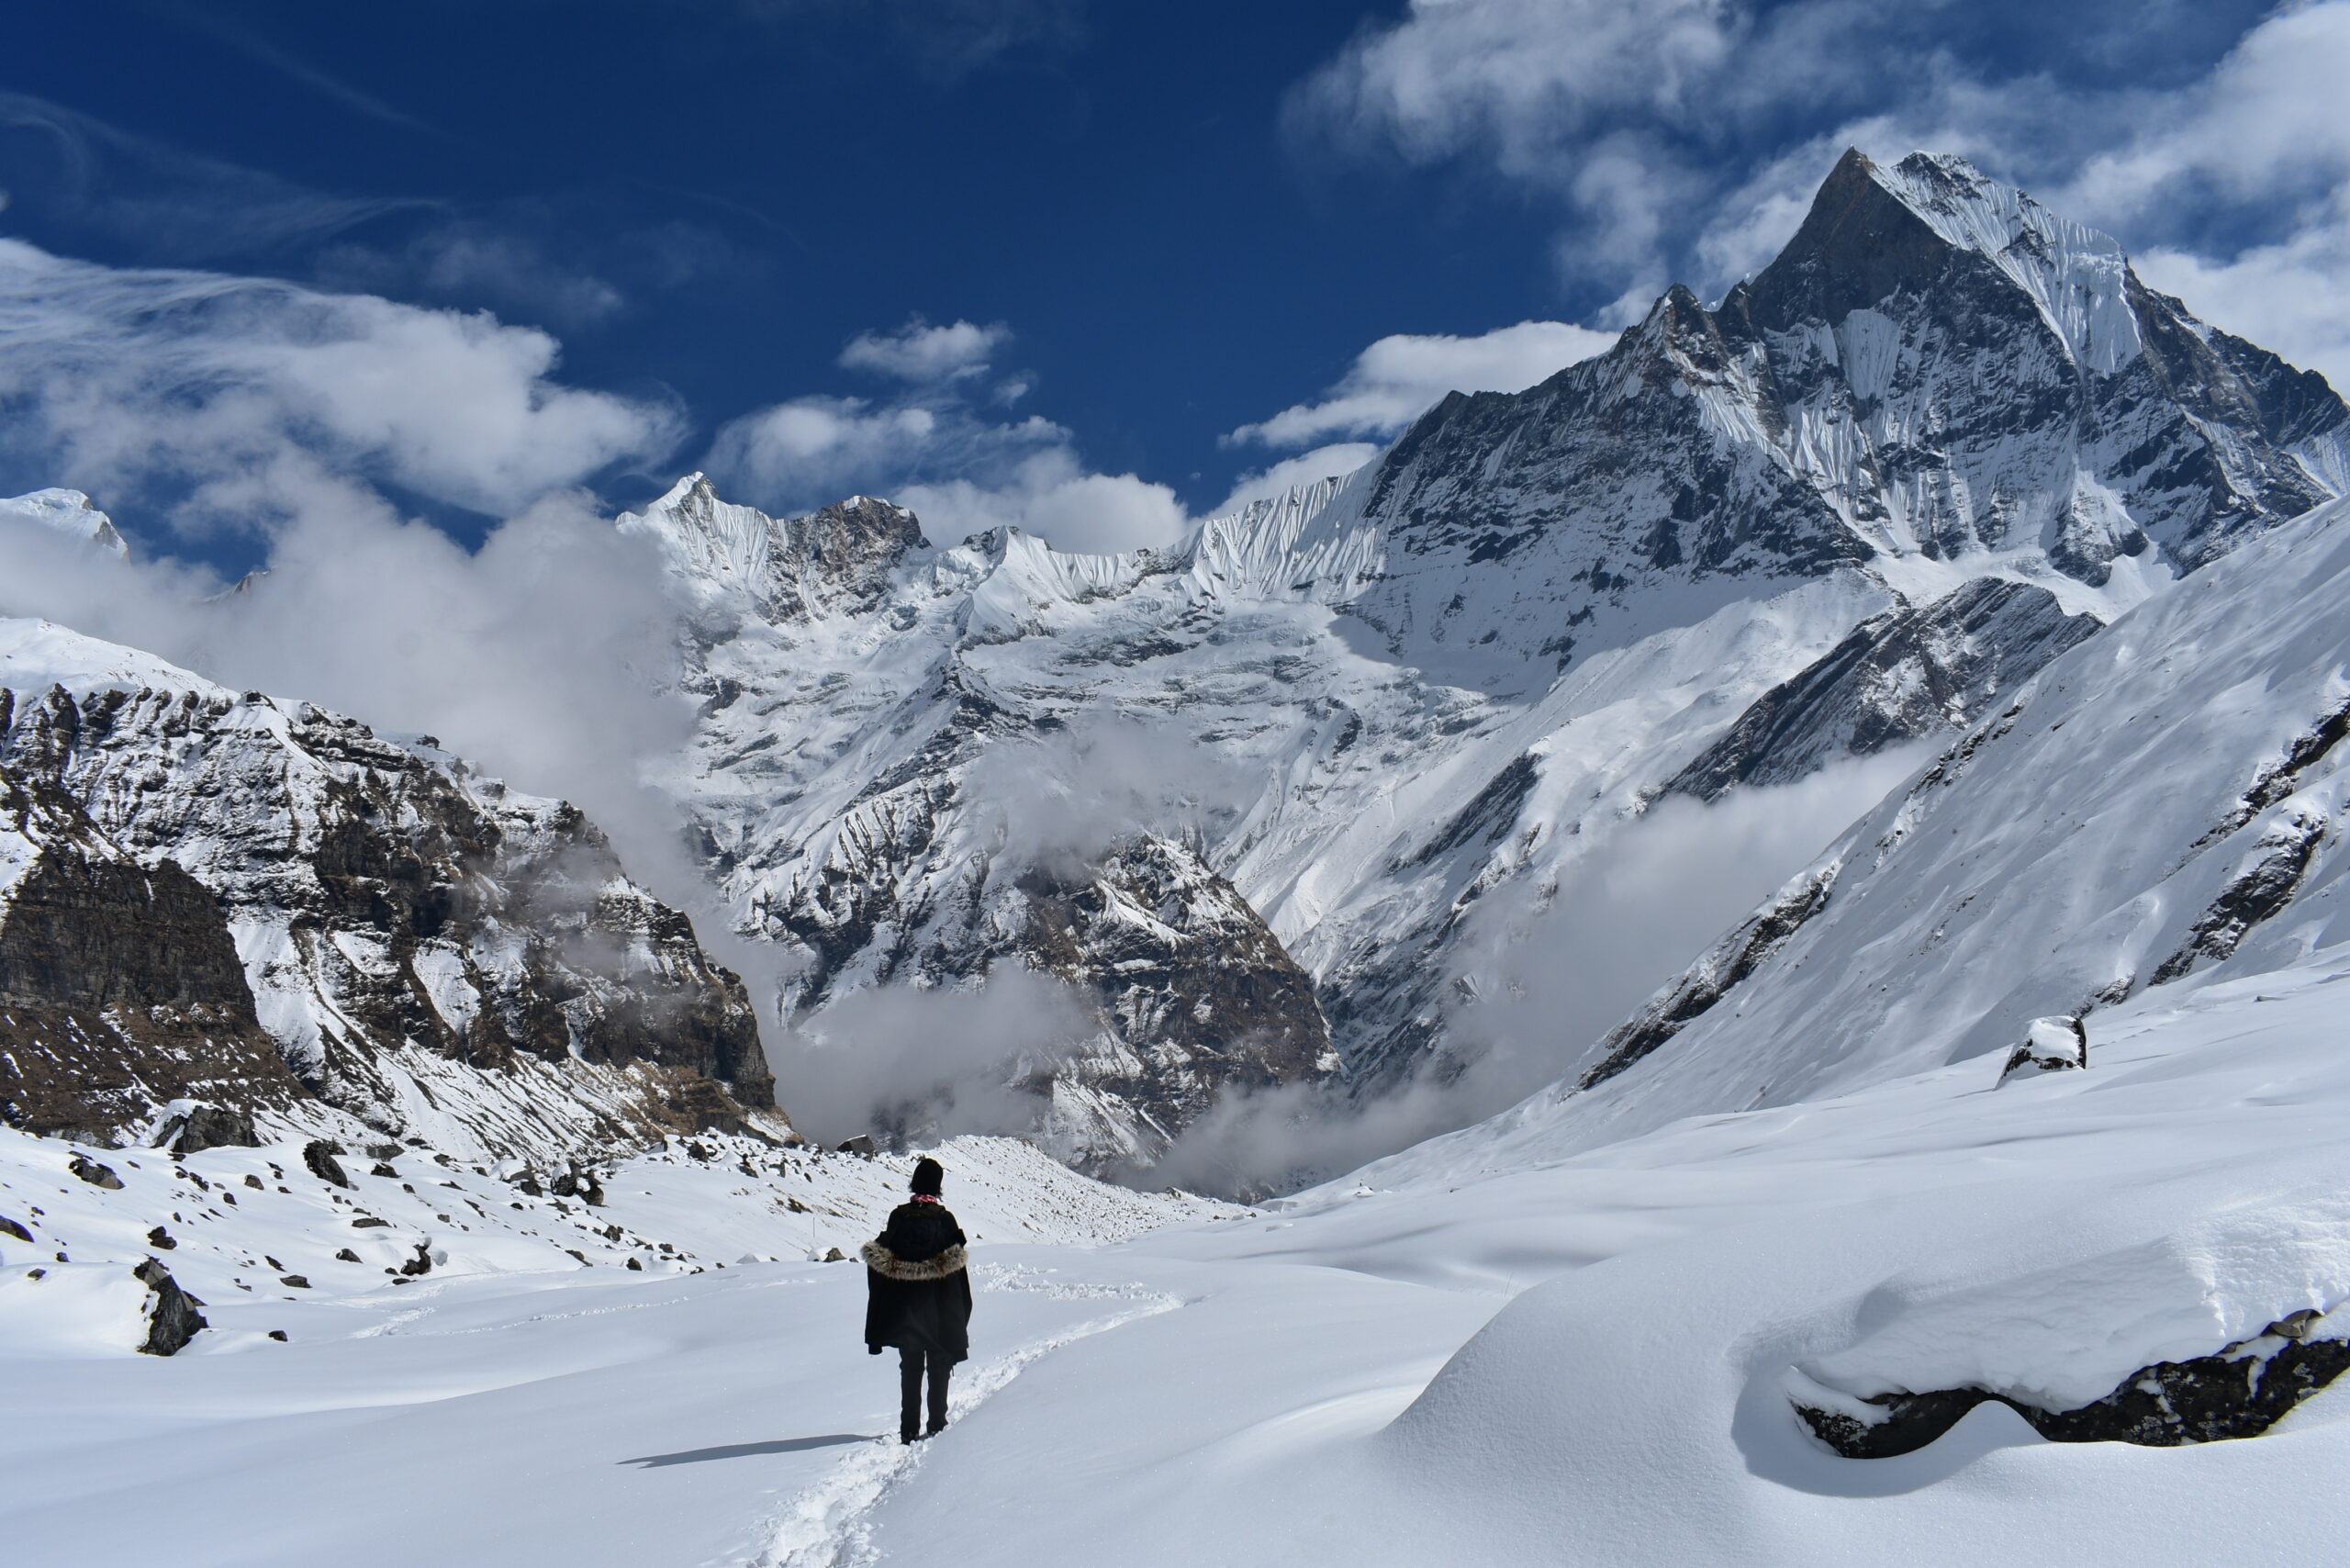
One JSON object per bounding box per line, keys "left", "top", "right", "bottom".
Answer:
{"left": 1661, "top": 577, "right": 2102, "bottom": 801}
{"left": 0, "top": 733, "right": 298, "bottom": 1144}
{"left": 0, "top": 619, "right": 779, "bottom": 1161}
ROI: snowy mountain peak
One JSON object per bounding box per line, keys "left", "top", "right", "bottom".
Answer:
{"left": 1753, "top": 148, "right": 2141, "bottom": 374}
{"left": 0, "top": 618, "right": 221, "bottom": 701}
{"left": 620, "top": 476, "right": 928, "bottom": 622}
{"left": 0, "top": 487, "right": 129, "bottom": 561}
{"left": 1877, "top": 150, "right": 2143, "bottom": 374}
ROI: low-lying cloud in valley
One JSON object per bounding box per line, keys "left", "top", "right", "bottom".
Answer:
{"left": 1149, "top": 749, "right": 1927, "bottom": 1197}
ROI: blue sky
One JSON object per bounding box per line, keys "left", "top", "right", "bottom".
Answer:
{"left": 2, "top": 0, "right": 2343, "bottom": 578}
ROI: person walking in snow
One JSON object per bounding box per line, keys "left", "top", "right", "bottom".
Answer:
{"left": 863, "top": 1156, "right": 972, "bottom": 1444}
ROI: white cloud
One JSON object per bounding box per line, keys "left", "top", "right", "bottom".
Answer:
{"left": 901, "top": 451, "right": 1190, "bottom": 554}
{"left": 780, "top": 967, "right": 1097, "bottom": 1144}
{"left": 2053, "top": 2, "right": 2350, "bottom": 389}
{"left": 838, "top": 317, "right": 1012, "bottom": 383}
{"left": 707, "top": 394, "right": 965, "bottom": 501}
{"left": 2061, "top": 3, "right": 2350, "bottom": 220}
{"left": 712, "top": 319, "right": 1188, "bottom": 554}
{"left": 0, "top": 238, "right": 682, "bottom": 526}
{"left": 1292, "top": 0, "right": 1743, "bottom": 185}
{"left": 1151, "top": 748, "right": 1926, "bottom": 1196}
{"left": 1212, "top": 442, "right": 1382, "bottom": 517}
{"left": 2136, "top": 205, "right": 2350, "bottom": 394}
{"left": 0, "top": 478, "right": 708, "bottom": 905}
{"left": 1228, "top": 319, "right": 1617, "bottom": 449}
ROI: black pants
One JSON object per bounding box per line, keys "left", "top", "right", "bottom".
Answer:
{"left": 899, "top": 1347, "right": 951, "bottom": 1438}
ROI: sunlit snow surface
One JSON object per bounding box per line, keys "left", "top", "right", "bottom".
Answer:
{"left": 6, "top": 954, "right": 2350, "bottom": 1565}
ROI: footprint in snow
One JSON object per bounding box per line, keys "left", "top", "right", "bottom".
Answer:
{"left": 750, "top": 1294, "right": 1179, "bottom": 1568}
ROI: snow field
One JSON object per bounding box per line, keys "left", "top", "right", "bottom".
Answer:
{"left": 754, "top": 950, "right": 2350, "bottom": 1568}
{"left": 755, "top": 1268, "right": 1183, "bottom": 1568}
{"left": 20, "top": 948, "right": 2350, "bottom": 1566}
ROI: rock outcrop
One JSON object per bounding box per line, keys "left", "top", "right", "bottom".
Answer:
{"left": 0, "top": 749, "right": 297, "bottom": 1145}
{"left": 1796, "top": 1313, "right": 2350, "bottom": 1456}
{"left": 1664, "top": 580, "right": 2102, "bottom": 801}
{"left": 0, "top": 619, "right": 783, "bottom": 1161}
{"left": 1998, "top": 1016, "right": 2088, "bottom": 1083}
{"left": 133, "top": 1257, "right": 207, "bottom": 1356}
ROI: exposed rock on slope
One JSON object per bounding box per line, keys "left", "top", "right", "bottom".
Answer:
{"left": 0, "top": 741, "right": 297, "bottom": 1145}
{"left": 0, "top": 618, "right": 779, "bottom": 1160}
{"left": 1795, "top": 1312, "right": 2350, "bottom": 1457}
{"left": 1662, "top": 578, "right": 2101, "bottom": 800}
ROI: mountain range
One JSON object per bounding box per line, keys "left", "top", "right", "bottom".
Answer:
{"left": 3, "top": 149, "right": 2345, "bottom": 1184}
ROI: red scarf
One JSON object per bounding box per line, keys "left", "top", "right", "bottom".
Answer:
{"left": 911, "top": 1193, "right": 940, "bottom": 1204}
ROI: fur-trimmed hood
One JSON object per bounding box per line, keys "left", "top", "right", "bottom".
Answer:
{"left": 862, "top": 1239, "right": 968, "bottom": 1282}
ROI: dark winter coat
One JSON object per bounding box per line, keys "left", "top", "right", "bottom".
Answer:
{"left": 863, "top": 1200, "right": 972, "bottom": 1362}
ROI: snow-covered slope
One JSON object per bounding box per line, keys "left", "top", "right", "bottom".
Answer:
{"left": 0, "top": 487, "right": 128, "bottom": 560}
{"left": 622, "top": 151, "right": 2345, "bottom": 1164}
{"left": 0, "top": 615, "right": 781, "bottom": 1164}
{"left": 1414, "top": 490, "right": 2350, "bottom": 1163}
{"left": 13, "top": 941, "right": 2350, "bottom": 1565}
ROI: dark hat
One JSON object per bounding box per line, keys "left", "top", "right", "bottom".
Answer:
{"left": 911, "top": 1157, "right": 944, "bottom": 1196}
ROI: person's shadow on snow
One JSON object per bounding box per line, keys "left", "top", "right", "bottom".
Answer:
{"left": 620, "top": 1434, "right": 869, "bottom": 1467}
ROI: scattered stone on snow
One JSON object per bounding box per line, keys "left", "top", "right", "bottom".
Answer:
{"left": 0, "top": 1214, "right": 30, "bottom": 1242}
{"left": 303, "top": 1140, "right": 352, "bottom": 1189}
{"left": 69, "top": 1153, "right": 123, "bottom": 1189}
{"left": 145, "top": 1226, "right": 175, "bottom": 1250}
{"left": 152, "top": 1104, "right": 261, "bottom": 1156}
{"left": 134, "top": 1258, "right": 207, "bottom": 1355}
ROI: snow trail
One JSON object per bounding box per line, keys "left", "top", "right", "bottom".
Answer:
{"left": 749, "top": 1276, "right": 1181, "bottom": 1568}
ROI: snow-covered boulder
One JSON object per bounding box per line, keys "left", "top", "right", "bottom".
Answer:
{"left": 1792, "top": 1307, "right": 2350, "bottom": 1457}
{"left": 1999, "top": 1015, "right": 2089, "bottom": 1083}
